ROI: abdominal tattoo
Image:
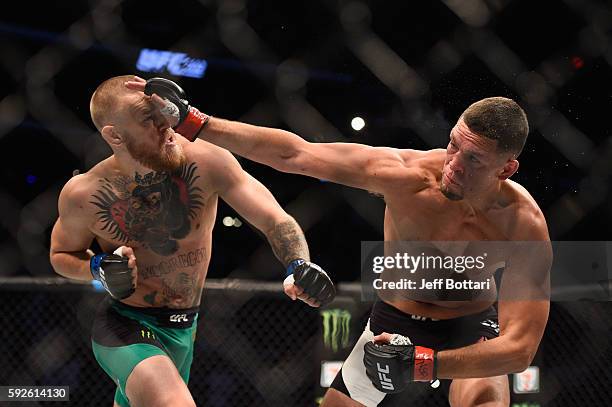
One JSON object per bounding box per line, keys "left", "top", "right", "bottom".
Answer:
{"left": 141, "top": 248, "right": 207, "bottom": 306}
{"left": 140, "top": 247, "right": 206, "bottom": 279}
{"left": 143, "top": 272, "right": 198, "bottom": 306}
{"left": 91, "top": 163, "right": 203, "bottom": 255}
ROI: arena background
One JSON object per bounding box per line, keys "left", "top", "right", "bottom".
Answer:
{"left": 1, "top": 0, "right": 612, "bottom": 406}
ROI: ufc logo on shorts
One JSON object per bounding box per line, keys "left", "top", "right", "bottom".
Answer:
{"left": 411, "top": 314, "right": 439, "bottom": 322}
{"left": 376, "top": 363, "right": 394, "bottom": 391}
{"left": 170, "top": 314, "right": 188, "bottom": 322}
{"left": 481, "top": 319, "right": 500, "bottom": 334}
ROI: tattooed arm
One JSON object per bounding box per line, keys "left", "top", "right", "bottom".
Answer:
{"left": 224, "top": 170, "right": 309, "bottom": 268}
{"left": 209, "top": 147, "right": 309, "bottom": 267}
{"left": 266, "top": 219, "right": 310, "bottom": 267}
{"left": 204, "top": 145, "right": 335, "bottom": 306}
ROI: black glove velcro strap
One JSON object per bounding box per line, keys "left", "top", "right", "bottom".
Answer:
{"left": 293, "top": 262, "right": 336, "bottom": 306}
{"left": 99, "top": 255, "right": 135, "bottom": 300}
{"left": 364, "top": 340, "right": 436, "bottom": 393}
{"left": 364, "top": 342, "right": 415, "bottom": 393}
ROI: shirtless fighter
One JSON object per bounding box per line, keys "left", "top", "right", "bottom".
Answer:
{"left": 49, "top": 75, "right": 335, "bottom": 407}
{"left": 126, "top": 76, "right": 551, "bottom": 406}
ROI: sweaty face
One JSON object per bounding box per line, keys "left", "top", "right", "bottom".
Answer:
{"left": 440, "top": 119, "right": 511, "bottom": 201}
{"left": 120, "top": 93, "right": 186, "bottom": 172}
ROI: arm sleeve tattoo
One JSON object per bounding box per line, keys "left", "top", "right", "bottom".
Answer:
{"left": 267, "top": 218, "right": 310, "bottom": 267}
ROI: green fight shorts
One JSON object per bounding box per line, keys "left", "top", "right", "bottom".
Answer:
{"left": 91, "top": 298, "right": 199, "bottom": 407}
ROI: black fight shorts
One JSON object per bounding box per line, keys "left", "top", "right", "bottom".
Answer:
{"left": 329, "top": 301, "right": 500, "bottom": 406}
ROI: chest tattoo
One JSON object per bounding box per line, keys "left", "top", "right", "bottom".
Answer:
{"left": 91, "top": 163, "right": 203, "bottom": 255}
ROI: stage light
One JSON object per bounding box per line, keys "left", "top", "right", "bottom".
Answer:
{"left": 351, "top": 116, "right": 365, "bottom": 131}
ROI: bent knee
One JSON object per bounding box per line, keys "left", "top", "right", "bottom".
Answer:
{"left": 126, "top": 356, "right": 195, "bottom": 407}
{"left": 321, "top": 388, "right": 366, "bottom": 407}
{"left": 472, "top": 384, "right": 509, "bottom": 406}
{"left": 450, "top": 378, "right": 509, "bottom": 407}
{"left": 129, "top": 388, "right": 196, "bottom": 407}
{"left": 149, "top": 392, "right": 196, "bottom": 407}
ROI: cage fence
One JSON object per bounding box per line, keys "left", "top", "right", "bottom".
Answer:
{"left": 1, "top": 278, "right": 611, "bottom": 406}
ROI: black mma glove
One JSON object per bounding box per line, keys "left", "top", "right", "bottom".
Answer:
{"left": 284, "top": 259, "right": 336, "bottom": 306}
{"left": 144, "top": 77, "right": 210, "bottom": 142}
{"left": 364, "top": 334, "right": 436, "bottom": 393}
{"left": 90, "top": 251, "right": 135, "bottom": 300}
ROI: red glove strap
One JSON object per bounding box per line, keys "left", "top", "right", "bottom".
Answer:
{"left": 175, "top": 107, "right": 210, "bottom": 142}
{"left": 413, "top": 346, "right": 435, "bottom": 381}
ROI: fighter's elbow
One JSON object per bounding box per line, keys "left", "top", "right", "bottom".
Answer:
{"left": 277, "top": 146, "right": 308, "bottom": 174}
{"left": 49, "top": 261, "right": 65, "bottom": 279}
{"left": 49, "top": 250, "right": 59, "bottom": 270}
{"left": 509, "top": 344, "right": 537, "bottom": 373}
{"left": 275, "top": 150, "right": 299, "bottom": 173}
{"left": 274, "top": 137, "right": 319, "bottom": 176}
{"left": 49, "top": 252, "right": 64, "bottom": 277}
{"left": 49, "top": 250, "right": 76, "bottom": 279}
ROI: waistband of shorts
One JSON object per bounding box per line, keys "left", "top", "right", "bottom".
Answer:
{"left": 371, "top": 300, "right": 447, "bottom": 324}
{"left": 110, "top": 299, "right": 199, "bottom": 328}
{"left": 371, "top": 300, "right": 495, "bottom": 324}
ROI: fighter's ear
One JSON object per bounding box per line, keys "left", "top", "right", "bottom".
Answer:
{"left": 101, "top": 125, "right": 123, "bottom": 147}
{"left": 498, "top": 159, "right": 519, "bottom": 180}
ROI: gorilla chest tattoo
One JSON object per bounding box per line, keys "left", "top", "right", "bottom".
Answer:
{"left": 91, "top": 163, "right": 204, "bottom": 255}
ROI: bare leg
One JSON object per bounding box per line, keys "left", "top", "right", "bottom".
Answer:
{"left": 125, "top": 355, "right": 196, "bottom": 407}
{"left": 449, "top": 375, "right": 510, "bottom": 407}
{"left": 320, "top": 388, "right": 367, "bottom": 407}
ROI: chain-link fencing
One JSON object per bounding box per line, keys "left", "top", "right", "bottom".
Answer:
{"left": 1, "top": 279, "right": 611, "bottom": 406}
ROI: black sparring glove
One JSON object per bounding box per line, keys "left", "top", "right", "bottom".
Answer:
{"left": 144, "top": 77, "right": 210, "bottom": 142}
{"left": 284, "top": 259, "right": 336, "bottom": 306}
{"left": 363, "top": 334, "right": 436, "bottom": 393}
{"left": 90, "top": 253, "right": 135, "bottom": 300}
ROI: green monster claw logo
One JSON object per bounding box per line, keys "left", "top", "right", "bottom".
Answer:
{"left": 321, "top": 309, "right": 351, "bottom": 352}
{"left": 141, "top": 329, "right": 156, "bottom": 340}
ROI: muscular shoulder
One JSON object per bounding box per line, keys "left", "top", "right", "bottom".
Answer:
{"left": 58, "top": 172, "right": 98, "bottom": 220}
{"left": 58, "top": 157, "right": 117, "bottom": 213}
{"left": 183, "top": 138, "right": 243, "bottom": 191}
{"left": 412, "top": 148, "right": 446, "bottom": 173}
{"left": 353, "top": 147, "right": 443, "bottom": 198}
{"left": 503, "top": 180, "right": 550, "bottom": 241}
{"left": 391, "top": 148, "right": 445, "bottom": 187}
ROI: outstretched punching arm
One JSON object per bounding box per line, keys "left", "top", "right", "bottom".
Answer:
{"left": 125, "top": 76, "right": 423, "bottom": 195}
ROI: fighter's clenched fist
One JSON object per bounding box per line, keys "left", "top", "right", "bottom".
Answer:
{"left": 90, "top": 246, "right": 138, "bottom": 300}
{"left": 283, "top": 259, "right": 336, "bottom": 307}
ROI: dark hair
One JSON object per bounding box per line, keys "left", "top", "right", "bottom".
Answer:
{"left": 461, "top": 97, "right": 529, "bottom": 156}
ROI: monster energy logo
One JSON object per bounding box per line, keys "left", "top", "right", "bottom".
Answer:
{"left": 141, "top": 329, "right": 156, "bottom": 340}
{"left": 321, "top": 309, "right": 351, "bottom": 352}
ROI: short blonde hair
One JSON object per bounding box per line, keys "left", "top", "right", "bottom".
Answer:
{"left": 89, "top": 75, "right": 136, "bottom": 131}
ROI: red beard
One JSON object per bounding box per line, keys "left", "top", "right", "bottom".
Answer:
{"left": 125, "top": 134, "right": 186, "bottom": 172}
